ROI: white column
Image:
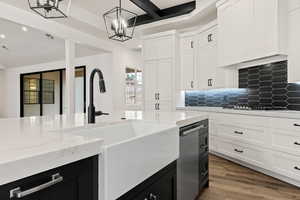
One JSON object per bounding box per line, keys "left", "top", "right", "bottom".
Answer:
{"left": 65, "top": 40, "right": 76, "bottom": 116}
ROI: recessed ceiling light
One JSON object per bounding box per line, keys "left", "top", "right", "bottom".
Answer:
{"left": 0, "top": 34, "right": 6, "bottom": 39}
{"left": 22, "top": 26, "right": 28, "bottom": 32}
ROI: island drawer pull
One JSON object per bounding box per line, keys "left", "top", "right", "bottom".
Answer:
{"left": 234, "top": 149, "right": 244, "bottom": 153}
{"left": 10, "top": 173, "right": 63, "bottom": 199}
{"left": 181, "top": 125, "right": 206, "bottom": 136}
{"left": 294, "top": 142, "right": 300, "bottom": 146}
{"left": 234, "top": 131, "right": 244, "bottom": 135}
{"left": 294, "top": 123, "right": 300, "bottom": 127}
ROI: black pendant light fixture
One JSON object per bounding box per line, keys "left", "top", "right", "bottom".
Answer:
{"left": 28, "top": 0, "right": 71, "bottom": 19}
{"left": 103, "top": 0, "right": 138, "bottom": 42}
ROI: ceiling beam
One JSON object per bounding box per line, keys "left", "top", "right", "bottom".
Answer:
{"left": 130, "top": 0, "right": 161, "bottom": 19}
{"left": 129, "top": 1, "right": 196, "bottom": 27}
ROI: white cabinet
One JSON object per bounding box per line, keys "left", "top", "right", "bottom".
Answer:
{"left": 143, "top": 31, "right": 177, "bottom": 111}
{"left": 197, "top": 27, "right": 218, "bottom": 89}
{"left": 157, "top": 59, "right": 173, "bottom": 101}
{"left": 217, "top": 0, "right": 288, "bottom": 67}
{"left": 208, "top": 112, "right": 300, "bottom": 185}
{"left": 144, "top": 61, "right": 157, "bottom": 103}
{"left": 288, "top": 8, "right": 300, "bottom": 83}
{"left": 180, "top": 36, "right": 196, "bottom": 90}
{"left": 144, "top": 59, "right": 173, "bottom": 111}
{"left": 179, "top": 24, "right": 237, "bottom": 90}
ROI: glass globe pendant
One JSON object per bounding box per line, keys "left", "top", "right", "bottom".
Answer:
{"left": 103, "top": 0, "right": 138, "bottom": 42}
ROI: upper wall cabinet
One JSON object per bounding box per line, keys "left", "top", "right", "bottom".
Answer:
{"left": 217, "top": 0, "right": 288, "bottom": 67}
{"left": 179, "top": 24, "right": 238, "bottom": 91}
{"left": 143, "top": 36, "right": 173, "bottom": 60}
{"left": 180, "top": 35, "right": 197, "bottom": 90}
{"left": 288, "top": 7, "right": 300, "bottom": 83}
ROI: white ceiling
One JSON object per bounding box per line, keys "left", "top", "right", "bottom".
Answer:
{"left": 0, "top": 18, "right": 105, "bottom": 68}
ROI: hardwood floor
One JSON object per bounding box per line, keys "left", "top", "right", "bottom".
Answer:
{"left": 199, "top": 155, "right": 300, "bottom": 200}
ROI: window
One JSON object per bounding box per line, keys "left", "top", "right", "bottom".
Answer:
{"left": 24, "top": 78, "right": 40, "bottom": 104}
{"left": 23, "top": 78, "right": 55, "bottom": 104}
{"left": 42, "top": 79, "right": 55, "bottom": 104}
{"left": 125, "top": 67, "right": 143, "bottom": 106}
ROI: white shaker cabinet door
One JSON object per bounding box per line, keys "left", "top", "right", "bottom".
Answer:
{"left": 288, "top": 9, "right": 300, "bottom": 83}
{"left": 180, "top": 36, "right": 195, "bottom": 90}
{"left": 198, "top": 27, "right": 218, "bottom": 89}
{"left": 144, "top": 61, "right": 157, "bottom": 102}
{"left": 157, "top": 59, "right": 173, "bottom": 101}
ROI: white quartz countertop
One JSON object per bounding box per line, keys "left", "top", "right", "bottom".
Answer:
{"left": 0, "top": 110, "right": 207, "bottom": 186}
{"left": 178, "top": 106, "right": 300, "bottom": 119}
{"left": 120, "top": 110, "right": 208, "bottom": 127}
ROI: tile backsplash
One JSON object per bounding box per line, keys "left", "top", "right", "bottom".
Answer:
{"left": 185, "top": 61, "right": 300, "bottom": 111}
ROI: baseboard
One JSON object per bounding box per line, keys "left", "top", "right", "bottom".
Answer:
{"left": 210, "top": 151, "right": 300, "bottom": 188}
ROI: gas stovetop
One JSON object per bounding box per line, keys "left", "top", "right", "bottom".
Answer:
{"left": 222, "top": 105, "right": 288, "bottom": 111}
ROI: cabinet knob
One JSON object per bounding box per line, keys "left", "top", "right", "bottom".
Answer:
{"left": 191, "top": 41, "right": 194, "bottom": 48}
{"left": 294, "top": 123, "right": 300, "bottom": 127}
{"left": 208, "top": 79, "right": 213, "bottom": 87}
{"left": 191, "top": 81, "right": 194, "bottom": 89}
{"left": 208, "top": 34, "right": 213, "bottom": 42}
{"left": 294, "top": 142, "right": 300, "bottom": 146}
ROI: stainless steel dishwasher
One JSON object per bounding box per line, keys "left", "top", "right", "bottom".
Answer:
{"left": 177, "top": 120, "right": 209, "bottom": 200}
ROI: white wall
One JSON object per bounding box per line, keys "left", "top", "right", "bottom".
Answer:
{"left": 3, "top": 53, "right": 113, "bottom": 118}
{"left": 112, "top": 48, "right": 142, "bottom": 110}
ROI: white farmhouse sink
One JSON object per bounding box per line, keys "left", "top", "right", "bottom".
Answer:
{"left": 64, "top": 121, "right": 179, "bottom": 200}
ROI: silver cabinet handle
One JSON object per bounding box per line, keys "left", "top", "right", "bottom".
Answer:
{"left": 294, "top": 166, "right": 300, "bottom": 171}
{"left": 181, "top": 125, "right": 206, "bottom": 136}
{"left": 294, "top": 142, "right": 300, "bottom": 146}
{"left": 294, "top": 123, "right": 300, "bottom": 127}
{"left": 10, "top": 173, "right": 63, "bottom": 199}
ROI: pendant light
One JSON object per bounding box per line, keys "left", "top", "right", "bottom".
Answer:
{"left": 103, "top": 0, "right": 138, "bottom": 42}
{"left": 28, "top": 0, "right": 72, "bottom": 19}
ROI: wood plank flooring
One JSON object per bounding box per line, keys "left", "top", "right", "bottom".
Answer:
{"left": 199, "top": 155, "right": 300, "bottom": 200}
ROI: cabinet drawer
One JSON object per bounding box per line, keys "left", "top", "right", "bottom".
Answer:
{"left": 217, "top": 139, "right": 267, "bottom": 167}
{"left": 0, "top": 156, "right": 98, "bottom": 200}
{"left": 118, "top": 161, "right": 177, "bottom": 200}
{"left": 272, "top": 131, "right": 300, "bottom": 156}
{"left": 212, "top": 113, "right": 270, "bottom": 127}
{"left": 272, "top": 152, "right": 300, "bottom": 181}
{"left": 271, "top": 118, "right": 300, "bottom": 132}
{"left": 216, "top": 124, "right": 268, "bottom": 146}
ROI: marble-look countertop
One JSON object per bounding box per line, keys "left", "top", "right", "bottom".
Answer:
{"left": 0, "top": 111, "right": 208, "bottom": 185}
{"left": 177, "top": 106, "right": 300, "bottom": 119}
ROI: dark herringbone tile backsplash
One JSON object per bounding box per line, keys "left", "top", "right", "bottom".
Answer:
{"left": 185, "top": 61, "right": 300, "bottom": 110}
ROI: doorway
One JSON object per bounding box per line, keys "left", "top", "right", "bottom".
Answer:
{"left": 20, "top": 66, "right": 86, "bottom": 117}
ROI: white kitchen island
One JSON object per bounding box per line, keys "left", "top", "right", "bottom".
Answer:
{"left": 0, "top": 111, "right": 208, "bottom": 200}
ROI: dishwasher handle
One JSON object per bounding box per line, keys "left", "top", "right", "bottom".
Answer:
{"left": 180, "top": 125, "right": 206, "bottom": 137}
